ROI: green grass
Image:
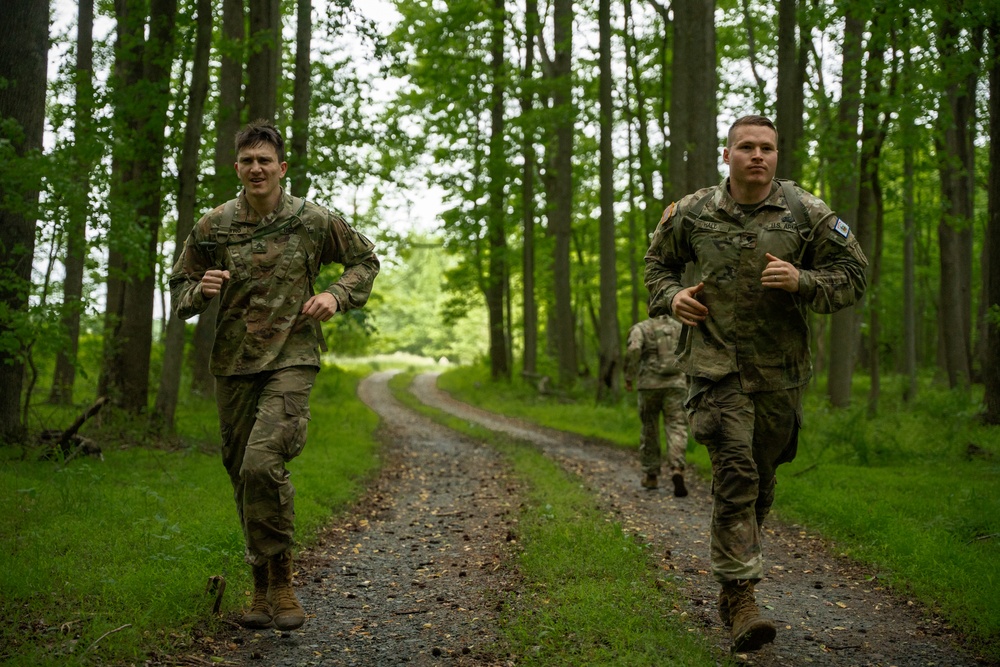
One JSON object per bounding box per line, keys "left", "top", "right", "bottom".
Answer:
{"left": 436, "top": 365, "right": 1000, "bottom": 662}
{"left": 388, "top": 372, "right": 731, "bottom": 666}
{"left": 0, "top": 365, "right": 381, "bottom": 666}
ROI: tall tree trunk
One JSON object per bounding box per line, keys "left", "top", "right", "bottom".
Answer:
{"left": 50, "top": 0, "right": 95, "bottom": 405}
{"left": 154, "top": 0, "right": 212, "bottom": 430}
{"left": 247, "top": 0, "right": 281, "bottom": 122}
{"left": 668, "top": 0, "right": 691, "bottom": 201}
{"left": 109, "top": 0, "right": 178, "bottom": 414}
{"left": 668, "top": 0, "right": 717, "bottom": 199}
{"left": 520, "top": 0, "right": 539, "bottom": 376}
{"left": 290, "top": 0, "right": 312, "bottom": 197}
{"left": 935, "top": 2, "right": 974, "bottom": 389}
{"left": 901, "top": 23, "right": 918, "bottom": 403}
{"left": 629, "top": 0, "right": 662, "bottom": 237}
{"left": 190, "top": 0, "right": 244, "bottom": 398}
{"left": 0, "top": 0, "right": 49, "bottom": 442}
{"left": 486, "top": 0, "right": 510, "bottom": 380}
{"left": 858, "top": 13, "right": 891, "bottom": 416}
{"left": 688, "top": 0, "right": 717, "bottom": 188}
{"left": 625, "top": 65, "right": 640, "bottom": 327}
{"left": 550, "top": 0, "right": 577, "bottom": 387}
{"left": 775, "top": 0, "right": 803, "bottom": 181}
{"left": 984, "top": 18, "right": 1000, "bottom": 423}
{"left": 826, "top": 8, "right": 864, "bottom": 408}
{"left": 99, "top": 0, "right": 145, "bottom": 404}
{"left": 596, "top": 0, "right": 620, "bottom": 400}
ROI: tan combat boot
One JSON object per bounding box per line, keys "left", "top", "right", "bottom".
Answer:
{"left": 240, "top": 563, "right": 272, "bottom": 628}
{"left": 725, "top": 579, "right": 776, "bottom": 652}
{"left": 268, "top": 552, "right": 306, "bottom": 631}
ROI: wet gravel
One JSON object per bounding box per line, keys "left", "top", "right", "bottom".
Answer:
{"left": 192, "top": 370, "right": 991, "bottom": 667}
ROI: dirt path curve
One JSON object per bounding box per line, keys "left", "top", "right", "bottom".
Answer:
{"left": 409, "top": 372, "right": 987, "bottom": 667}
{"left": 213, "top": 370, "right": 988, "bottom": 667}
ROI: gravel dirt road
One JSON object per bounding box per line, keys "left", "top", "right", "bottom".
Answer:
{"left": 204, "top": 370, "right": 989, "bottom": 667}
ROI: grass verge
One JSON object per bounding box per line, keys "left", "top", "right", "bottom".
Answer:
{"left": 0, "top": 365, "right": 381, "bottom": 666}
{"left": 435, "top": 365, "right": 1000, "bottom": 662}
{"left": 388, "top": 372, "right": 730, "bottom": 666}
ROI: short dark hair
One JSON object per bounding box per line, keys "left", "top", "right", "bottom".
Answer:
{"left": 727, "top": 115, "right": 778, "bottom": 147}
{"left": 235, "top": 119, "right": 285, "bottom": 161}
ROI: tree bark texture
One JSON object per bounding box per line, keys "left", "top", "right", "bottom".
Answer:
{"left": 775, "top": 0, "right": 803, "bottom": 182}
{"left": 550, "top": 0, "right": 577, "bottom": 387}
{"left": 487, "top": 0, "right": 510, "bottom": 380}
{"left": 935, "top": 4, "right": 975, "bottom": 389}
{"left": 247, "top": 0, "right": 281, "bottom": 122}
{"left": 596, "top": 0, "right": 620, "bottom": 400}
{"left": 154, "top": 0, "right": 212, "bottom": 430}
{"left": 985, "top": 19, "right": 1000, "bottom": 423}
{"left": 520, "top": 0, "right": 539, "bottom": 376}
{"left": 0, "top": 0, "right": 49, "bottom": 441}
{"left": 858, "top": 12, "right": 890, "bottom": 415}
{"left": 290, "top": 0, "right": 312, "bottom": 198}
{"left": 826, "top": 8, "right": 863, "bottom": 409}
{"left": 51, "top": 0, "right": 95, "bottom": 405}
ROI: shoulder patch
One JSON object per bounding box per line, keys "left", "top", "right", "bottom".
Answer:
{"left": 834, "top": 219, "right": 851, "bottom": 238}
{"left": 658, "top": 202, "right": 677, "bottom": 226}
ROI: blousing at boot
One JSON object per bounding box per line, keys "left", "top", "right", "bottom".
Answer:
{"left": 644, "top": 115, "right": 867, "bottom": 652}
{"left": 170, "top": 120, "right": 380, "bottom": 631}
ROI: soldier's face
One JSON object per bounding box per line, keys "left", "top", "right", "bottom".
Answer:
{"left": 723, "top": 125, "right": 778, "bottom": 192}
{"left": 235, "top": 142, "right": 287, "bottom": 202}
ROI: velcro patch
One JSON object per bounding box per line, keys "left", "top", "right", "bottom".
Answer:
{"left": 834, "top": 219, "right": 851, "bottom": 238}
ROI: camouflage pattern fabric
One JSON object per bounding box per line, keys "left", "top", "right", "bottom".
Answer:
{"left": 644, "top": 178, "right": 867, "bottom": 392}
{"left": 637, "top": 386, "right": 688, "bottom": 475}
{"left": 625, "top": 316, "right": 688, "bottom": 475}
{"left": 687, "top": 374, "right": 802, "bottom": 583}
{"left": 169, "top": 190, "right": 380, "bottom": 376}
{"left": 644, "top": 178, "right": 865, "bottom": 584}
{"left": 623, "top": 316, "right": 686, "bottom": 391}
{"left": 217, "top": 366, "right": 317, "bottom": 566}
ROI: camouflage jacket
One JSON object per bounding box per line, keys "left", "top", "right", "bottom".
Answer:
{"left": 624, "top": 316, "right": 686, "bottom": 390}
{"left": 170, "top": 190, "right": 380, "bottom": 376}
{"left": 644, "top": 178, "right": 867, "bottom": 392}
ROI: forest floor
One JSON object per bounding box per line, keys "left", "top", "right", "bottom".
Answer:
{"left": 190, "top": 371, "right": 991, "bottom": 667}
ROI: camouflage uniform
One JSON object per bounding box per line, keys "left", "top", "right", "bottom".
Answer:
{"left": 623, "top": 316, "right": 688, "bottom": 477}
{"left": 644, "top": 178, "right": 866, "bottom": 583}
{"left": 170, "top": 190, "right": 379, "bottom": 565}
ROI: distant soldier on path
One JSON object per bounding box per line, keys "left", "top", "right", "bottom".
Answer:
{"left": 624, "top": 315, "right": 689, "bottom": 497}
{"left": 644, "top": 115, "right": 867, "bottom": 652}
{"left": 170, "top": 120, "right": 380, "bottom": 631}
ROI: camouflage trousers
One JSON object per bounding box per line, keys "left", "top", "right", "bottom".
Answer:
{"left": 637, "top": 387, "right": 688, "bottom": 475}
{"left": 216, "top": 365, "right": 317, "bottom": 566}
{"left": 686, "top": 373, "right": 802, "bottom": 583}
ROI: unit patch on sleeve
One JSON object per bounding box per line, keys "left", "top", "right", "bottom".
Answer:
{"left": 658, "top": 202, "right": 677, "bottom": 226}
{"left": 834, "top": 219, "right": 851, "bottom": 238}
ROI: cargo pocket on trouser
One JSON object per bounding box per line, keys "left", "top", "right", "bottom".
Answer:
{"left": 773, "top": 390, "right": 803, "bottom": 467}
{"left": 282, "top": 390, "right": 311, "bottom": 462}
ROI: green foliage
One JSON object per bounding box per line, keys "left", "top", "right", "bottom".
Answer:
{"left": 438, "top": 364, "right": 644, "bottom": 447}
{"left": 0, "top": 365, "right": 381, "bottom": 666}
{"left": 438, "top": 365, "right": 1000, "bottom": 660}
{"left": 367, "top": 236, "right": 489, "bottom": 364}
